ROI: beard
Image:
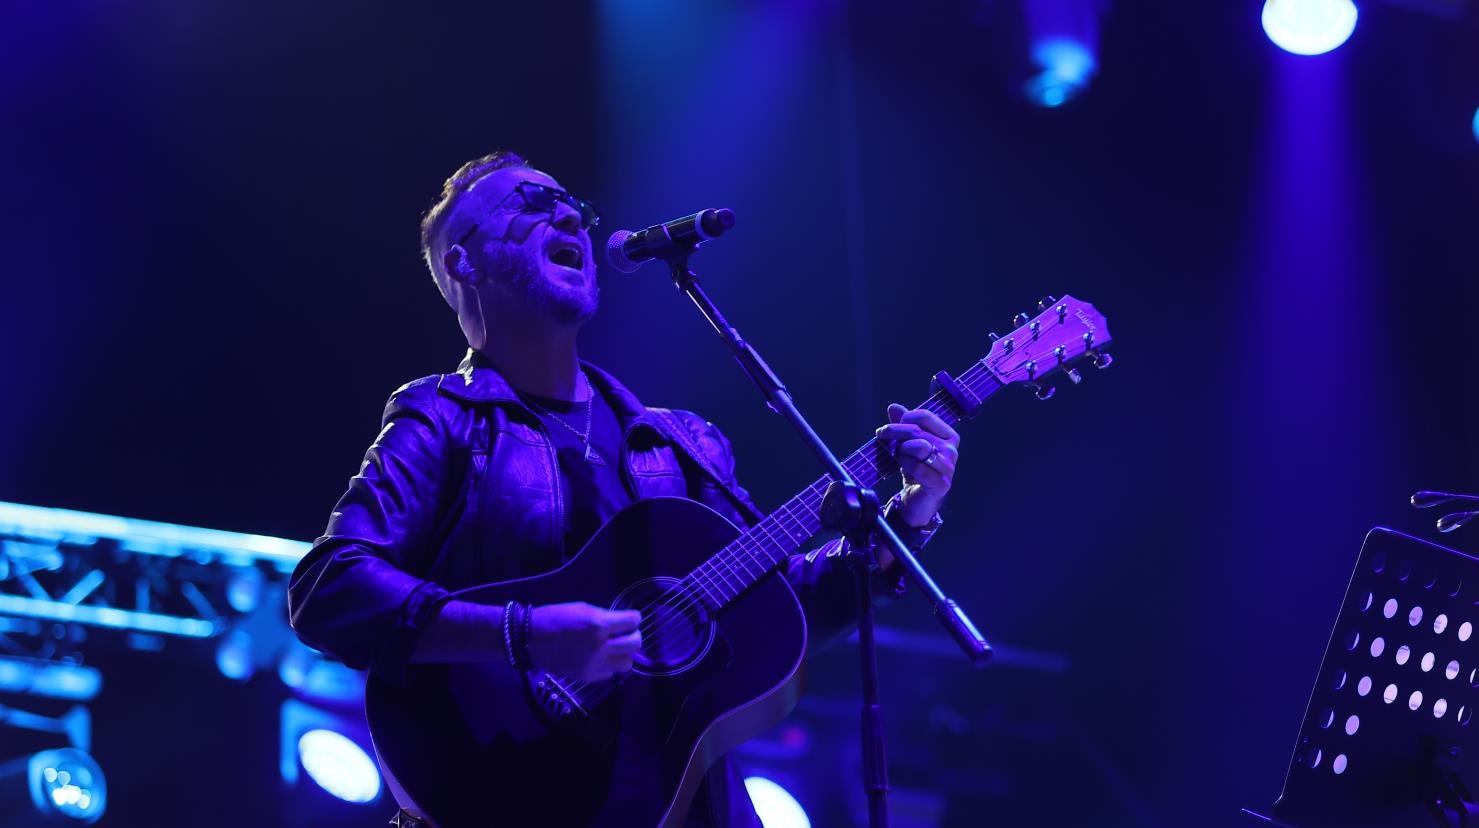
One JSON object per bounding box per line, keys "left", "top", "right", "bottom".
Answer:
{"left": 489, "top": 245, "right": 599, "bottom": 325}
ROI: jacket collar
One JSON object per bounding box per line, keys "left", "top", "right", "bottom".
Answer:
{"left": 439, "top": 348, "right": 660, "bottom": 434}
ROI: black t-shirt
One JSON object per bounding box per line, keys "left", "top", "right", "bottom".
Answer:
{"left": 518, "top": 383, "right": 760, "bottom": 828}
{"left": 517, "top": 386, "right": 632, "bottom": 557}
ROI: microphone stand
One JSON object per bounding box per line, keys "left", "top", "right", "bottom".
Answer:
{"left": 663, "top": 253, "right": 991, "bottom": 828}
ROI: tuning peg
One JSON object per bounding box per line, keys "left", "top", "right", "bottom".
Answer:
{"left": 1024, "top": 360, "right": 1038, "bottom": 380}
{"left": 1002, "top": 337, "right": 1015, "bottom": 353}
{"left": 1057, "top": 303, "right": 1068, "bottom": 323}
{"left": 1089, "top": 351, "right": 1114, "bottom": 370}
{"left": 1036, "top": 295, "right": 1056, "bottom": 311}
{"left": 1083, "top": 331, "right": 1095, "bottom": 348}
{"left": 1028, "top": 382, "right": 1056, "bottom": 401}
{"left": 1065, "top": 367, "right": 1083, "bottom": 385}
{"left": 988, "top": 332, "right": 1000, "bottom": 342}
{"left": 1029, "top": 320, "right": 1042, "bottom": 339}
{"left": 1013, "top": 312, "right": 1031, "bottom": 328}
{"left": 1053, "top": 345, "right": 1066, "bottom": 362}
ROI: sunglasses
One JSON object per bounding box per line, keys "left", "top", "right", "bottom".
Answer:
{"left": 457, "top": 181, "right": 601, "bottom": 246}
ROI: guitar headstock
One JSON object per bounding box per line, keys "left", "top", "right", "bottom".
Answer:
{"left": 980, "top": 295, "right": 1112, "bottom": 401}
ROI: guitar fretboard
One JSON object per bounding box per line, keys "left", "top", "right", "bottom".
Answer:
{"left": 681, "top": 365, "right": 1005, "bottom": 613}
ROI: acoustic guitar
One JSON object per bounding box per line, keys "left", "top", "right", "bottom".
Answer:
{"left": 366, "top": 295, "right": 1113, "bottom": 827}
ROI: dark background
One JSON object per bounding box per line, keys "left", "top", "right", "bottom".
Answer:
{"left": 2, "top": 1, "right": 1476, "bottom": 825}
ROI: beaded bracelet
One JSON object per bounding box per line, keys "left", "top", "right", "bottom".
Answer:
{"left": 502, "top": 602, "right": 519, "bottom": 670}
{"left": 518, "top": 603, "right": 534, "bottom": 672}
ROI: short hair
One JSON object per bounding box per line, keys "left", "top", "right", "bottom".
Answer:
{"left": 419, "top": 150, "right": 531, "bottom": 286}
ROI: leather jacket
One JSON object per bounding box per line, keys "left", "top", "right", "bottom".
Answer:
{"left": 287, "top": 349, "right": 917, "bottom": 682}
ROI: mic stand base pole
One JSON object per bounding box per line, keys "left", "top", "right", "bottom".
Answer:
{"left": 854, "top": 528, "right": 890, "bottom": 828}
{"left": 825, "top": 481, "right": 892, "bottom": 828}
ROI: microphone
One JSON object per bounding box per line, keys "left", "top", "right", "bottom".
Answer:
{"left": 605, "top": 209, "right": 735, "bottom": 273}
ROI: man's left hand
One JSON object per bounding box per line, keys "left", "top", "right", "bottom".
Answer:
{"left": 875, "top": 403, "right": 961, "bottom": 527}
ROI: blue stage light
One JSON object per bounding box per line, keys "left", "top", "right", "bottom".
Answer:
{"left": 1023, "top": 38, "right": 1097, "bottom": 108}
{"left": 0, "top": 748, "right": 107, "bottom": 823}
{"left": 297, "top": 729, "right": 381, "bottom": 804}
{"left": 742, "top": 776, "right": 810, "bottom": 828}
{"left": 214, "top": 629, "right": 255, "bottom": 682}
{"left": 1262, "top": 0, "right": 1358, "bottom": 56}
{"left": 1472, "top": 106, "right": 1479, "bottom": 144}
{"left": 0, "top": 657, "right": 102, "bottom": 701}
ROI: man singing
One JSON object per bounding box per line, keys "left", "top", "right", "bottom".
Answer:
{"left": 287, "top": 151, "right": 963, "bottom": 827}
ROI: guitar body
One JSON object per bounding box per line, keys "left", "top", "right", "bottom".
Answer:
{"left": 365, "top": 497, "right": 808, "bottom": 828}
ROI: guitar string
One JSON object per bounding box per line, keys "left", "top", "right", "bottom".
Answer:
{"left": 663, "top": 324, "right": 1068, "bottom": 616}
{"left": 557, "top": 468, "right": 875, "bottom": 699}
{"left": 675, "top": 326, "right": 1078, "bottom": 611}
{"left": 555, "top": 353, "right": 1018, "bottom": 702}
{"left": 559, "top": 339, "right": 1055, "bottom": 701}
{"left": 564, "top": 337, "right": 1089, "bottom": 707}
{"left": 556, "top": 400, "right": 936, "bottom": 701}
{"left": 558, "top": 327, "right": 1084, "bottom": 702}
{"left": 555, "top": 370, "right": 987, "bottom": 701}
{"left": 570, "top": 381, "right": 964, "bottom": 680}
{"left": 627, "top": 355, "right": 995, "bottom": 626}
{"left": 558, "top": 479, "right": 876, "bottom": 705}
{"left": 659, "top": 371, "right": 972, "bottom": 614}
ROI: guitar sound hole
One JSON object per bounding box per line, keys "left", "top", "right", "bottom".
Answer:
{"left": 612, "top": 577, "right": 715, "bottom": 677}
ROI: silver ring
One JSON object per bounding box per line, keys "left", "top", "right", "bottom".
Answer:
{"left": 924, "top": 446, "right": 940, "bottom": 467}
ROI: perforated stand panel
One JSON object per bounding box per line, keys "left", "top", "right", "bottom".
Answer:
{"left": 1270, "top": 528, "right": 1479, "bottom": 828}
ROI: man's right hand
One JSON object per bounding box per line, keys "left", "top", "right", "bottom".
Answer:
{"left": 526, "top": 602, "right": 643, "bottom": 682}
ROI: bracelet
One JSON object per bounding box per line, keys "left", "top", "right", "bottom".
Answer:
{"left": 502, "top": 602, "right": 519, "bottom": 670}
{"left": 518, "top": 603, "right": 534, "bottom": 672}
{"left": 503, "top": 602, "right": 534, "bottom": 673}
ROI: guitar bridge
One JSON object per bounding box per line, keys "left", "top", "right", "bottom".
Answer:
{"left": 533, "top": 673, "right": 588, "bottom": 720}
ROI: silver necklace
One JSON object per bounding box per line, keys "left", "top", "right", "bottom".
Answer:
{"left": 524, "top": 373, "right": 606, "bottom": 466}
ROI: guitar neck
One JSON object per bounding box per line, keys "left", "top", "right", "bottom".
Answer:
{"left": 681, "top": 365, "right": 1006, "bottom": 614}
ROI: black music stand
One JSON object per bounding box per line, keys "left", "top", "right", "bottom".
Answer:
{"left": 1246, "top": 527, "right": 1479, "bottom": 828}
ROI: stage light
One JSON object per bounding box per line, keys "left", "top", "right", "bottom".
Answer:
{"left": 0, "top": 657, "right": 101, "bottom": 701}
{"left": 1262, "top": 0, "right": 1358, "bottom": 56}
{"left": 297, "top": 729, "right": 381, "bottom": 804}
{"left": 742, "top": 776, "right": 810, "bottom": 828}
{"left": 280, "top": 698, "right": 381, "bottom": 808}
{"left": 226, "top": 567, "right": 264, "bottom": 612}
{"left": 1472, "top": 106, "right": 1478, "bottom": 144}
{"left": 1023, "top": 38, "right": 1097, "bottom": 108}
{"left": 214, "top": 629, "right": 255, "bottom": 681}
{"left": 0, "top": 748, "right": 107, "bottom": 824}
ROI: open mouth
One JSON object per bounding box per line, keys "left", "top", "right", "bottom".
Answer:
{"left": 548, "top": 244, "right": 584, "bottom": 271}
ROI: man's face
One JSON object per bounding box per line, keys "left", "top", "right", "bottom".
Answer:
{"left": 450, "top": 167, "right": 599, "bottom": 325}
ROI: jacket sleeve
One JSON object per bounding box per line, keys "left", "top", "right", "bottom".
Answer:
{"left": 287, "top": 378, "right": 456, "bottom": 678}
{"left": 694, "top": 416, "right": 925, "bottom": 655}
